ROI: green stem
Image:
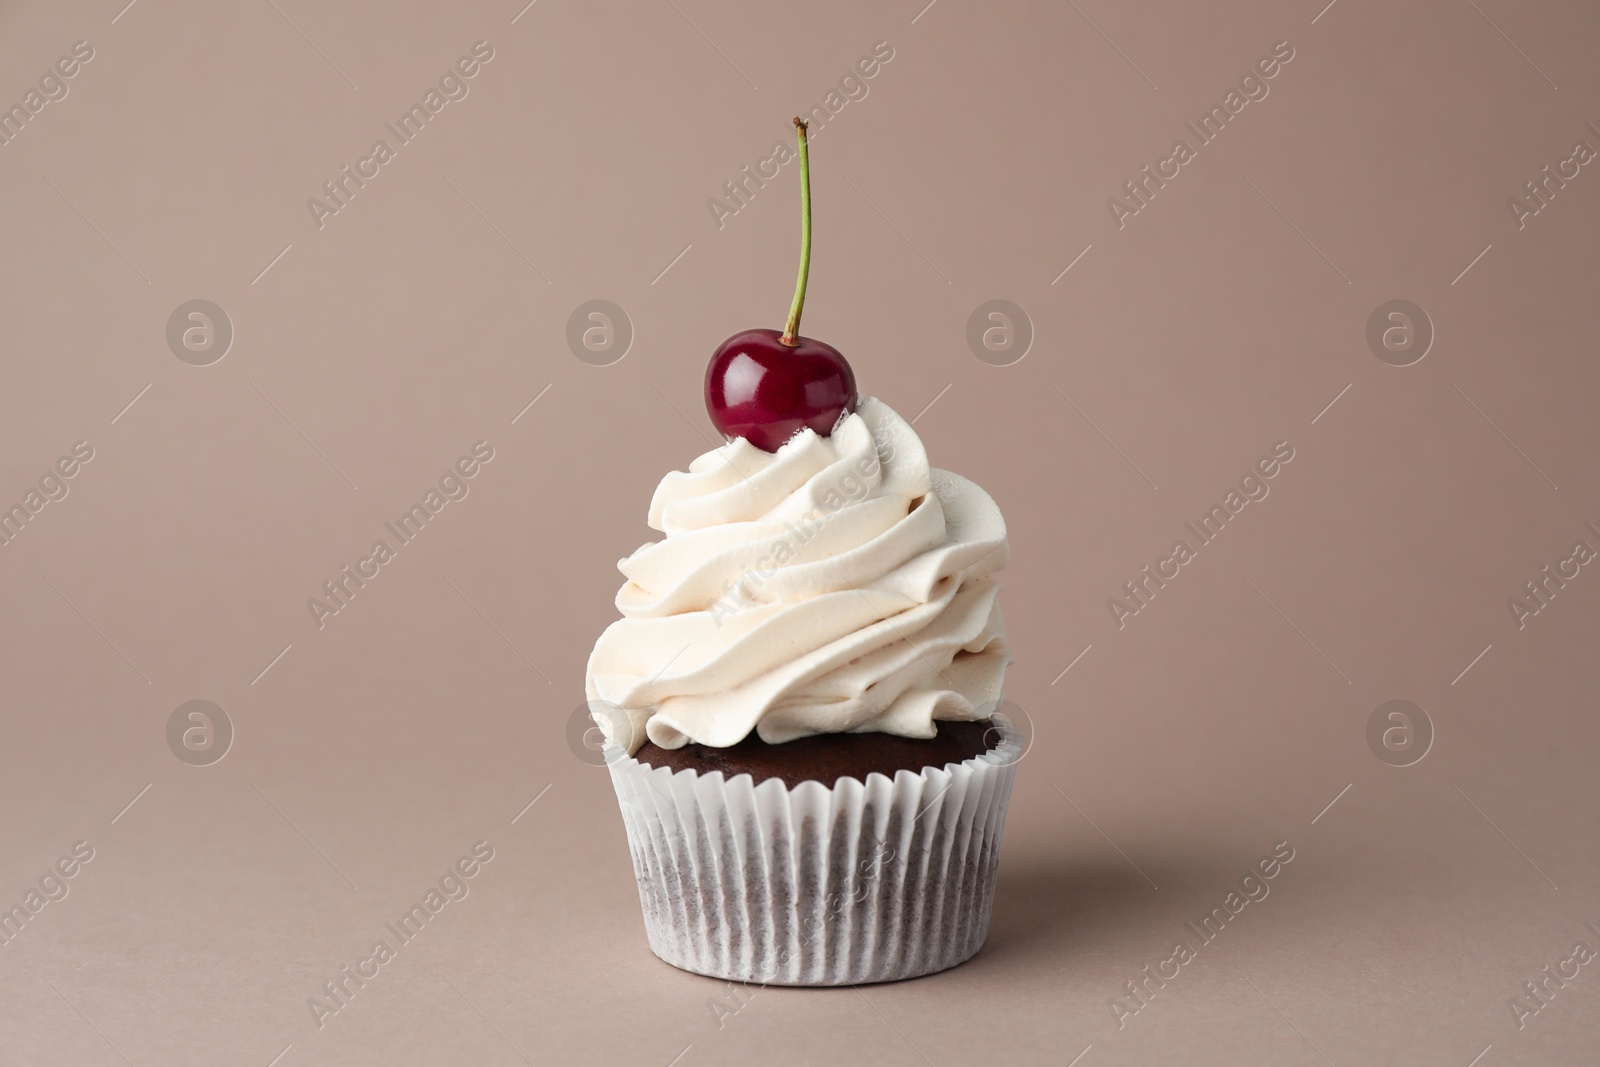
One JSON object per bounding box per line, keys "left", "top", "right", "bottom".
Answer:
{"left": 779, "top": 117, "right": 811, "bottom": 347}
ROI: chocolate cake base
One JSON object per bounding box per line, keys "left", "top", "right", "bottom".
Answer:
{"left": 610, "top": 717, "right": 1022, "bottom": 983}
{"left": 633, "top": 718, "right": 998, "bottom": 788}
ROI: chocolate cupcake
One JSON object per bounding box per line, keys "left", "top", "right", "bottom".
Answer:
{"left": 586, "top": 395, "right": 1018, "bottom": 985}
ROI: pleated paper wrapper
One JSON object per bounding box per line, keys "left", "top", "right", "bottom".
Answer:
{"left": 604, "top": 728, "right": 1022, "bottom": 986}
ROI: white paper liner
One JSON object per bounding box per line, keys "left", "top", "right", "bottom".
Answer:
{"left": 605, "top": 728, "right": 1021, "bottom": 985}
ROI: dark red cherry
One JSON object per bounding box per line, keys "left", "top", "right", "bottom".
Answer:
{"left": 706, "top": 117, "right": 856, "bottom": 452}
{"left": 705, "top": 329, "right": 856, "bottom": 452}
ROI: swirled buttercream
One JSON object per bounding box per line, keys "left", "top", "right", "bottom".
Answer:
{"left": 585, "top": 396, "right": 1009, "bottom": 752}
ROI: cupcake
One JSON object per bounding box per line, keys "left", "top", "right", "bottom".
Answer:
{"left": 584, "top": 118, "right": 1019, "bottom": 986}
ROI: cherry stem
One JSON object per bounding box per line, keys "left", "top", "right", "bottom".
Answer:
{"left": 779, "top": 117, "right": 811, "bottom": 348}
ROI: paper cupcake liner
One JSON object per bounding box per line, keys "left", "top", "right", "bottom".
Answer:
{"left": 604, "top": 728, "right": 1021, "bottom": 986}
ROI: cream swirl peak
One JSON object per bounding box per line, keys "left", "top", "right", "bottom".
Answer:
{"left": 586, "top": 396, "right": 1009, "bottom": 753}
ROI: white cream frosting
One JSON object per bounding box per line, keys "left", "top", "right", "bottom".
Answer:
{"left": 585, "top": 396, "right": 1009, "bottom": 753}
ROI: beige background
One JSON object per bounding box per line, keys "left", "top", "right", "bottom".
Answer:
{"left": 2, "top": 0, "right": 1598, "bottom": 1063}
